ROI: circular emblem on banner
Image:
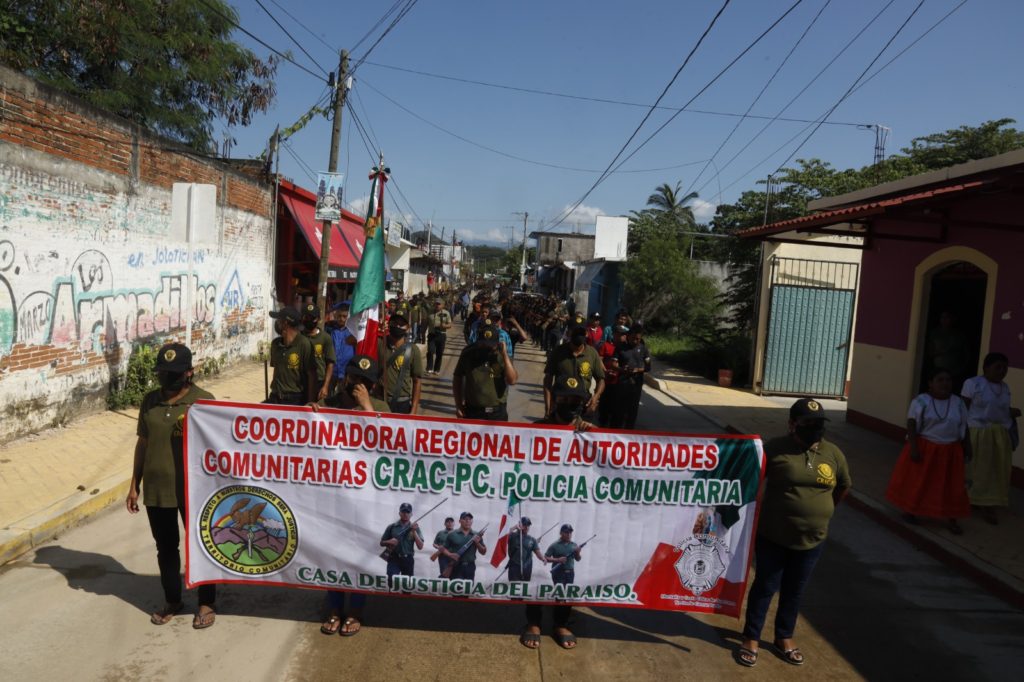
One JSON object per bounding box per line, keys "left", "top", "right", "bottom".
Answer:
{"left": 675, "top": 535, "right": 728, "bottom": 596}
{"left": 198, "top": 485, "right": 298, "bottom": 576}
{"left": 358, "top": 358, "right": 371, "bottom": 370}
{"left": 164, "top": 349, "right": 176, "bottom": 362}
{"left": 287, "top": 352, "right": 300, "bottom": 369}
{"left": 579, "top": 361, "right": 592, "bottom": 378}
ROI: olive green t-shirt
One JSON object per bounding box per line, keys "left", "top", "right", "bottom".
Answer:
{"left": 544, "top": 343, "right": 605, "bottom": 392}
{"left": 378, "top": 340, "right": 425, "bottom": 402}
{"left": 270, "top": 333, "right": 314, "bottom": 396}
{"left": 454, "top": 348, "right": 507, "bottom": 408}
{"left": 304, "top": 328, "right": 337, "bottom": 382}
{"left": 545, "top": 540, "right": 579, "bottom": 570}
{"left": 444, "top": 528, "right": 482, "bottom": 565}
{"left": 381, "top": 522, "right": 423, "bottom": 556}
{"left": 428, "top": 310, "right": 452, "bottom": 333}
{"left": 137, "top": 385, "right": 215, "bottom": 508}
{"left": 433, "top": 529, "right": 450, "bottom": 547}
{"left": 506, "top": 531, "right": 538, "bottom": 568}
{"left": 757, "top": 435, "right": 852, "bottom": 550}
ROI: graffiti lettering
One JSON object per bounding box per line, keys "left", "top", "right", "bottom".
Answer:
{"left": 127, "top": 252, "right": 144, "bottom": 269}
{"left": 16, "top": 291, "right": 54, "bottom": 345}
{"left": 0, "top": 240, "right": 14, "bottom": 271}
{"left": 151, "top": 247, "right": 205, "bottom": 267}
{"left": 222, "top": 270, "right": 245, "bottom": 311}
{"left": 71, "top": 251, "right": 112, "bottom": 295}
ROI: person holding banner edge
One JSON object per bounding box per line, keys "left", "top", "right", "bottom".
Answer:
{"left": 125, "top": 343, "right": 217, "bottom": 629}
{"left": 309, "top": 354, "right": 389, "bottom": 636}
{"left": 737, "top": 398, "right": 851, "bottom": 668}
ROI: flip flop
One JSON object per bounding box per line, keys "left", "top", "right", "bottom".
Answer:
{"left": 192, "top": 607, "right": 216, "bottom": 630}
{"left": 321, "top": 615, "right": 342, "bottom": 635}
{"left": 520, "top": 631, "right": 541, "bottom": 649}
{"left": 774, "top": 642, "right": 804, "bottom": 666}
{"left": 150, "top": 602, "right": 184, "bottom": 625}
{"left": 737, "top": 647, "right": 758, "bottom": 667}
{"left": 554, "top": 632, "right": 577, "bottom": 650}
{"left": 340, "top": 617, "right": 361, "bottom": 637}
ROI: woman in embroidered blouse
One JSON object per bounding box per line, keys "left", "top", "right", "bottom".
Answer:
{"left": 960, "top": 352, "right": 1020, "bottom": 524}
{"left": 886, "top": 368, "right": 972, "bottom": 534}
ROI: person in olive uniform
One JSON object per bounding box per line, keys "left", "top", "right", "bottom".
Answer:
{"left": 433, "top": 517, "right": 456, "bottom": 577}
{"left": 546, "top": 524, "right": 582, "bottom": 587}
{"left": 737, "top": 398, "right": 851, "bottom": 668}
{"left": 381, "top": 503, "right": 425, "bottom": 582}
{"left": 507, "top": 517, "right": 546, "bottom": 582}
{"left": 301, "top": 303, "right": 336, "bottom": 401}
{"left": 442, "top": 511, "right": 487, "bottom": 580}
{"left": 311, "top": 354, "right": 388, "bottom": 637}
{"left": 453, "top": 320, "right": 518, "bottom": 421}
{"left": 377, "top": 314, "right": 424, "bottom": 413}
{"left": 426, "top": 298, "right": 453, "bottom": 375}
{"left": 126, "top": 343, "right": 217, "bottom": 629}
{"left": 267, "top": 306, "right": 317, "bottom": 405}
{"left": 611, "top": 326, "right": 652, "bottom": 429}
{"left": 543, "top": 325, "right": 605, "bottom": 418}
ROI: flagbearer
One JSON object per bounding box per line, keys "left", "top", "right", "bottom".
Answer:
{"left": 433, "top": 517, "right": 456, "bottom": 577}
{"left": 442, "top": 512, "right": 487, "bottom": 580}
{"left": 453, "top": 320, "right": 518, "bottom": 421}
{"left": 507, "top": 517, "right": 546, "bottom": 582}
{"left": 380, "top": 503, "right": 424, "bottom": 583}
{"left": 301, "top": 303, "right": 336, "bottom": 401}
{"left": 266, "top": 306, "right": 317, "bottom": 405}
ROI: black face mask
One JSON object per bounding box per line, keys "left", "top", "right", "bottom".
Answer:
{"left": 555, "top": 402, "right": 582, "bottom": 423}
{"left": 795, "top": 423, "right": 826, "bottom": 446}
{"left": 571, "top": 334, "right": 586, "bottom": 347}
{"left": 388, "top": 328, "right": 407, "bottom": 341}
{"left": 158, "top": 371, "right": 189, "bottom": 393}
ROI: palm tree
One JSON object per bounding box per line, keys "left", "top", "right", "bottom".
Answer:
{"left": 646, "top": 182, "right": 698, "bottom": 227}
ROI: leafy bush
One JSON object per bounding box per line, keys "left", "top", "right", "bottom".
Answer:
{"left": 107, "top": 344, "right": 158, "bottom": 410}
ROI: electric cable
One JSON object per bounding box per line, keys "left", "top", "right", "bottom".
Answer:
{"left": 252, "top": 0, "right": 330, "bottom": 76}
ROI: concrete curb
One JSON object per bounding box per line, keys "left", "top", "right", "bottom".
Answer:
{"left": 644, "top": 370, "right": 1024, "bottom": 611}
{"left": 0, "top": 473, "right": 128, "bottom": 566}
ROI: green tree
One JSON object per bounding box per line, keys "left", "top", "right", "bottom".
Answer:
{"left": 0, "top": 0, "right": 278, "bottom": 152}
{"left": 646, "top": 181, "right": 699, "bottom": 226}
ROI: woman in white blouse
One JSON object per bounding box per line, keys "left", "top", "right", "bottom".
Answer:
{"left": 886, "top": 368, "right": 972, "bottom": 534}
{"left": 960, "top": 352, "right": 1020, "bottom": 524}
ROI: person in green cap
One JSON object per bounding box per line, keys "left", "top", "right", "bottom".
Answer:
{"left": 442, "top": 511, "right": 488, "bottom": 580}
{"left": 381, "top": 502, "right": 424, "bottom": 583}
{"left": 453, "top": 319, "right": 518, "bottom": 422}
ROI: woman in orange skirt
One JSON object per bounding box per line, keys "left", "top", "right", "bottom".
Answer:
{"left": 886, "top": 368, "right": 972, "bottom": 534}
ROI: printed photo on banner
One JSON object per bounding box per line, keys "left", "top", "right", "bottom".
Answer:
{"left": 314, "top": 172, "right": 345, "bottom": 221}
{"left": 185, "top": 401, "right": 764, "bottom": 617}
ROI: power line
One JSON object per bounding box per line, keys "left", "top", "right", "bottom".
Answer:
{"left": 359, "top": 59, "right": 866, "bottom": 128}
{"left": 266, "top": 0, "right": 337, "bottom": 54}
{"left": 359, "top": 79, "right": 708, "bottom": 174}
{"left": 351, "top": 0, "right": 421, "bottom": 76}
{"left": 252, "top": 0, "right": 330, "bottom": 76}
{"left": 684, "top": 0, "right": 832, "bottom": 196}
{"left": 772, "top": 0, "right": 926, "bottom": 174}
{"left": 351, "top": 0, "right": 407, "bottom": 55}
{"left": 697, "top": 0, "right": 898, "bottom": 196}
{"left": 351, "top": 87, "right": 384, "bottom": 154}
{"left": 280, "top": 140, "right": 318, "bottom": 184}
{"left": 195, "top": 0, "right": 329, "bottom": 83}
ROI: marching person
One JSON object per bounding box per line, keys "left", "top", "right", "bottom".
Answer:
{"left": 453, "top": 320, "right": 518, "bottom": 422}
{"left": 301, "top": 303, "right": 336, "bottom": 402}
{"left": 507, "top": 517, "right": 547, "bottom": 583}
{"left": 266, "top": 306, "right": 317, "bottom": 405}
{"left": 442, "top": 511, "right": 488, "bottom": 580}
{"left": 380, "top": 503, "right": 425, "bottom": 583}
{"left": 544, "top": 325, "right": 605, "bottom": 419}
{"left": 597, "top": 325, "right": 626, "bottom": 427}
{"left": 961, "top": 352, "right": 1020, "bottom": 524}
{"left": 426, "top": 298, "right": 453, "bottom": 375}
{"left": 886, "top": 368, "right": 972, "bottom": 533}
{"left": 433, "top": 517, "right": 456, "bottom": 577}
{"left": 377, "top": 314, "right": 424, "bottom": 414}
{"left": 126, "top": 343, "right": 217, "bottom": 629}
{"left": 602, "top": 310, "right": 630, "bottom": 343}
{"left": 326, "top": 302, "right": 355, "bottom": 396}
{"left": 737, "top": 398, "right": 852, "bottom": 668}
{"left": 310, "top": 354, "right": 388, "bottom": 636}
{"left": 612, "top": 326, "right": 652, "bottom": 429}
{"left": 584, "top": 313, "right": 603, "bottom": 346}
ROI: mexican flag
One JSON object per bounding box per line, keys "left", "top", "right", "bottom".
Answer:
{"left": 346, "top": 161, "right": 390, "bottom": 359}
{"left": 490, "top": 463, "right": 522, "bottom": 567}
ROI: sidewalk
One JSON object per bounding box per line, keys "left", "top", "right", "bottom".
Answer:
{"left": 0, "top": 360, "right": 267, "bottom": 566}
{"left": 645, "top": 359, "right": 1024, "bottom": 609}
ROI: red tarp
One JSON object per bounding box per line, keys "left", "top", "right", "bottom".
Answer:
{"left": 279, "top": 182, "right": 366, "bottom": 282}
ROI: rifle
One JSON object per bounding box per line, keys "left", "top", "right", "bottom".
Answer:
{"left": 379, "top": 497, "right": 449, "bottom": 562}
{"left": 550, "top": 534, "right": 597, "bottom": 572}
{"left": 493, "top": 520, "right": 560, "bottom": 583}
{"left": 439, "top": 524, "right": 489, "bottom": 579}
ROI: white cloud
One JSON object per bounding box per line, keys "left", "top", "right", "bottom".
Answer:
{"left": 690, "top": 198, "right": 717, "bottom": 225}
{"left": 347, "top": 194, "right": 370, "bottom": 216}
{"left": 554, "top": 203, "right": 605, "bottom": 229}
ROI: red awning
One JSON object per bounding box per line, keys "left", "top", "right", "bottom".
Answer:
{"left": 279, "top": 181, "right": 366, "bottom": 282}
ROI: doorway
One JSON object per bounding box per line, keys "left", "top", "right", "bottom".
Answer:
{"left": 917, "top": 262, "right": 986, "bottom": 394}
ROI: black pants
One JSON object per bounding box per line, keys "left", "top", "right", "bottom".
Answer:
{"left": 526, "top": 604, "right": 572, "bottom": 628}
{"left": 508, "top": 562, "right": 533, "bottom": 582}
{"left": 146, "top": 505, "right": 215, "bottom": 607}
{"left": 264, "top": 392, "right": 306, "bottom": 406}
{"left": 609, "top": 383, "right": 642, "bottom": 429}
{"left": 426, "top": 333, "right": 446, "bottom": 372}
{"left": 390, "top": 399, "right": 413, "bottom": 415}
{"left": 598, "top": 383, "right": 619, "bottom": 426}
{"left": 386, "top": 555, "right": 415, "bottom": 587}
{"left": 464, "top": 404, "right": 508, "bottom": 422}
{"left": 438, "top": 555, "right": 452, "bottom": 577}
{"left": 451, "top": 562, "right": 476, "bottom": 580}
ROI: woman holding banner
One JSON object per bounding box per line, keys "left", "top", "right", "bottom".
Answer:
{"left": 737, "top": 398, "right": 851, "bottom": 668}
{"left": 311, "top": 354, "right": 389, "bottom": 637}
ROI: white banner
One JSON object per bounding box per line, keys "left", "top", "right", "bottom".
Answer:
{"left": 185, "top": 401, "right": 764, "bottom": 616}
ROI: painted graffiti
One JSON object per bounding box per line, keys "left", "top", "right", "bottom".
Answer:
{"left": 127, "top": 247, "right": 207, "bottom": 269}
{"left": 221, "top": 270, "right": 245, "bottom": 311}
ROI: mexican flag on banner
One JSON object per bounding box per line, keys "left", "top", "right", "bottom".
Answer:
{"left": 489, "top": 463, "right": 523, "bottom": 568}
{"left": 346, "top": 159, "right": 390, "bottom": 359}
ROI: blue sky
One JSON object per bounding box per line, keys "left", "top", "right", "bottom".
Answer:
{"left": 226, "top": 0, "right": 1022, "bottom": 244}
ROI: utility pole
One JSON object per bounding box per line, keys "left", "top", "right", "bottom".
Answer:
{"left": 513, "top": 211, "right": 528, "bottom": 288}
{"left": 316, "top": 49, "right": 350, "bottom": 321}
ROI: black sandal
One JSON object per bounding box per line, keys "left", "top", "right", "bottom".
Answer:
{"left": 774, "top": 641, "right": 804, "bottom": 665}
{"left": 150, "top": 602, "right": 184, "bottom": 625}
{"left": 520, "top": 630, "right": 541, "bottom": 649}
{"left": 737, "top": 647, "right": 758, "bottom": 667}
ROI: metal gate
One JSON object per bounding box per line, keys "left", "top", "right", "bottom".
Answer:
{"left": 762, "top": 257, "right": 859, "bottom": 398}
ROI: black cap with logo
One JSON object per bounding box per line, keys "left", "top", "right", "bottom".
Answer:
{"left": 155, "top": 343, "right": 192, "bottom": 372}
{"left": 269, "top": 306, "right": 303, "bottom": 328}
{"left": 790, "top": 397, "right": 830, "bottom": 421}
{"left": 346, "top": 355, "right": 379, "bottom": 382}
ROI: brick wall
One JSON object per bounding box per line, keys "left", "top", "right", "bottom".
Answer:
{"left": 0, "top": 66, "right": 275, "bottom": 443}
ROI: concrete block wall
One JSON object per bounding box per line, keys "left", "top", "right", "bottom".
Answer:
{"left": 0, "top": 67, "right": 274, "bottom": 443}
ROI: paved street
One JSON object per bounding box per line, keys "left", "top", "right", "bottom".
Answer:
{"left": 1, "top": 338, "right": 1022, "bottom": 681}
